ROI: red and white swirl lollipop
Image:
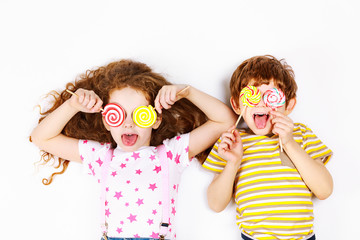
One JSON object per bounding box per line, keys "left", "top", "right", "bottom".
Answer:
{"left": 263, "top": 87, "right": 286, "bottom": 152}
{"left": 102, "top": 103, "right": 126, "bottom": 127}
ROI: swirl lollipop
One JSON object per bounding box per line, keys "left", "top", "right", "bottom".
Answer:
{"left": 133, "top": 105, "right": 157, "bottom": 128}
{"left": 102, "top": 103, "right": 126, "bottom": 127}
{"left": 240, "top": 86, "right": 261, "bottom": 107}
{"left": 263, "top": 88, "right": 285, "bottom": 110}
{"left": 263, "top": 87, "right": 286, "bottom": 152}
{"left": 234, "top": 86, "right": 262, "bottom": 128}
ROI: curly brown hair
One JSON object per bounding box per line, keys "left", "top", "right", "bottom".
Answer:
{"left": 230, "top": 55, "right": 298, "bottom": 108}
{"left": 32, "top": 59, "right": 208, "bottom": 185}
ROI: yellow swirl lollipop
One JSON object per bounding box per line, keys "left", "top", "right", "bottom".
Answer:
{"left": 133, "top": 105, "right": 157, "bottom": 128}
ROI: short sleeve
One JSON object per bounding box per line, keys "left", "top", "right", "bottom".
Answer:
{"left": 78, "top": 139, "right": 111, "bottom": 177}
{"left": 296, "top": 124, "right": 333, "bottom": 165}
{"left": 202, "top": 138, "right": 227, "bottom": 172}
{"left": 162, "top": 133, "right": 191, "bottom": 170}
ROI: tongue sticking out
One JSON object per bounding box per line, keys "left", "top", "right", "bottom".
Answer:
{"left": 254, "top": 114, "right": 268, "bottom": 129}
{"left": 122, "top": 134, "right": 138, "bottom": 146}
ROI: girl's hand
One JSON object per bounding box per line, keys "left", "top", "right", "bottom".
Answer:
{"left": 154, "top": 84, "right": 188, "bottom": 114}
{"left": 270, "top": 110, "right": 294, "bottom": 145}
{"left": 68, "top": 88, "right": 103, "bottom": 113}
{"left": 218, "top": 126, "right": 243, "bottom": 168}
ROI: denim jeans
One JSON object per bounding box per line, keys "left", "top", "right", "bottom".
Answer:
{"left": 241, "top": 233, "right": 316, "bottom": 240}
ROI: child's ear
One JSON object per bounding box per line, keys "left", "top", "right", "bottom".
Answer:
{"left": 230, "top": 97, "right": 241, "bottom": 114}
{"left": 102, "top": 117, "right": 111, "bottom": 131}
{"left": 152, "top": 114, "right": 162, "bottom": 130}
{"left": 285, "top": 98, "right": 297, "bottom": 115}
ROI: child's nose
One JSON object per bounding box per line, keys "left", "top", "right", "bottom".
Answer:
{"left": 123, "top": 115, "right": 135, "bottom": 128}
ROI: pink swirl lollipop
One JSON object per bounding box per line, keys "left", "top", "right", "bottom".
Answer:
{"left": 263, "top": 88, "right": 286, "bottom": 152}
{"left": 102, "top": 103, "right": 126, "bottom": 127}
{"left": 263, "top": 88, "right": 285, "bottom": 109}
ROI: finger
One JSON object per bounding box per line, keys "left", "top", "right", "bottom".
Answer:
{"left": 91, "top": 97, "right": 103, "bottom": 112}
{"left": 154, "top": 91, "right": 162, "bottom": 114}
{"left": 221, "top": 132, "right": 236, "bottom": 142}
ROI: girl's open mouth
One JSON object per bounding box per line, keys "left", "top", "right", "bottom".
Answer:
{"left": 253, "top": 113, "right": 270, "bottom": 129}
{"left": 121, "top": 134, "right": 138, "bottom": 146}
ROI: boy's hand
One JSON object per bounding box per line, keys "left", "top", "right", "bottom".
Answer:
{"left": 154, "top": 84, "right": 188, "bottom": 114}
{"left": 270, "top": 110, "right": 294, "bottom": 145}
{"left": 218, "top": 126, "right": 243, "bottom": 168}
{"left": 68, "top": 88, "right": 103, "bottom": 113}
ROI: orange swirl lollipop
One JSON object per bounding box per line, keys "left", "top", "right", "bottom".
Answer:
{"left": 133, "top": 105, "right": 157, "bottom": 128}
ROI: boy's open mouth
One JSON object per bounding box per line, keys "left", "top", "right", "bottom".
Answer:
{"left": 121, "top": 134, "right": 138, "bottom": 146}
{"left": 253, "top": 113, "right": 270, "bottom": 129}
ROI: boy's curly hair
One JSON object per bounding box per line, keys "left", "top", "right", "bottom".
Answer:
{"left": 32, "top": 59, "right": 208, "bottom": 185}
{"left": 230, "top": 55, "right": 298, "bottom": 108}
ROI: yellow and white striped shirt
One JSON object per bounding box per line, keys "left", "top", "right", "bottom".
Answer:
{"left": 203, "top": 123, "right": 332, "bottom": 240}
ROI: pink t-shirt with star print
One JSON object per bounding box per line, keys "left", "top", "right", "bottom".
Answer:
{"left": 79, "top": 133, "right": 191, "bottom": 239}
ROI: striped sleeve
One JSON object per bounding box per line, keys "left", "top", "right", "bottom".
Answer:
{"left": 294, "top": 123, "right": 333, "bottom": 165}
{"left": 202, "top": 138, "right": 227, "bottom": 172}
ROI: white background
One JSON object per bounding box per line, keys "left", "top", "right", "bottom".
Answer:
{"left": 1, "top": 0, "right": 359, "bottom": 239}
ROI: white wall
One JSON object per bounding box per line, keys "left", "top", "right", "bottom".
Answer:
{"left": 1, "top": 0, "right": 359, "bottom": 239}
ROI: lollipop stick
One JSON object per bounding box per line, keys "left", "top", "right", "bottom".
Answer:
{"left": 177, "top": 85, "right": 190, "bottom": 96}
{"left": 274, "top": 108, "right": 283, "bottom": 152}
{"left": 232, "top": 106, "right": 246, "bottom": 133}
{"left": 235, "top": 106, "right": 246, "bottom": 127}
{"left": 66, "top": 89, "right": 104, "bottom": 111}
{"left": 66, "top": 89, "right": 79, "bottom": 97}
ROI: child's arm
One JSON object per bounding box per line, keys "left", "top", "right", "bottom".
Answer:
{"left": 31, "top": 89, "right": 103, "bottom": 163}
{"left": 155, "top": 85, "right": 237, "bottom": 158}
{"left": 207, "top": 127, "right": 243, "bottom": 212}
{"left": 271, "top": 111, "right": 333, "bottom": 200}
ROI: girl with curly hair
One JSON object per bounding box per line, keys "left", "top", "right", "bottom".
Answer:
{"left": 30, "top": 59, "right": 236, "bottom": 240}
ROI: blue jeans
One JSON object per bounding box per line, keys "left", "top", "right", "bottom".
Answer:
{"left": 241, "top": 233, "right": 316, "bottom": 240}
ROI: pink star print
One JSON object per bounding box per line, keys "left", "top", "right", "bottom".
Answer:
{"left": 152, "top": 209, "right": 157, "bottom": 215}
{"left": 149, "top": 155, "right": 155, "bottom": 161}
{"left": 153, "top": 165, "right": 161, "bottom": 174}
{"left": 83, "top": 140, "right": 88, "bottom": 144}
{"left": 114, "top": 191, "right": 123, "bottom": 200}
{"left": 147, "top": 219, "right": 154, "bottom": 225}
{"left": 105, "top": 208, "right": 111, "bottom": 217}
{"left": 171, "top": 198, "right": 175, "bottom": 204}
{"left": 96, "top": 158, "right": 103, "bottom": 167}
{"left": 80, "top": 155, "right": 84, "bottom": 161}
{"left": 136, "top": 198, "right": 144, "bottom": 206}
{"left": 172, "top": 206, "right": 176, "bottom": 215}
{"left": 92, "top": 147, "right": 95, "bottom": 152}
{"left": 116, "top": 227, "right": 123, "bottom": 234}
{"left": 105, "top": 200, "right": 108, "bottom": 206}
{"left": 120, "top": 163, "right": 126, "bottom": 168}
{"left": 166, "top": 151, "right": 173, "bottom": 160}
{"left": 111, "top": 171, "right": 117, "bottom": 177}
{"left": 174, "top": 154, "right": 180, "bottom": 164}
{"left": 131, "top": 152, "right": 140, "bottom": 160}
{"left": 135, "top": 169, "right": 142, "bottom": 175}
{"left": 176, "top": 135, "right": 181, "bottom": 140}
{"left": 150, "top": 232, "right": 159, "bottom": 238}
{"left": 185, "top": 146, "right": 189, "bottom": 153}
{"left": 149, "top": 183, "right": 157, "bottom": 191}
{"left": 134, "top": 234, "right": 140, "bottom": 238}
{"left": 127, "top": 214, "right": 137, "bottom": 223}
